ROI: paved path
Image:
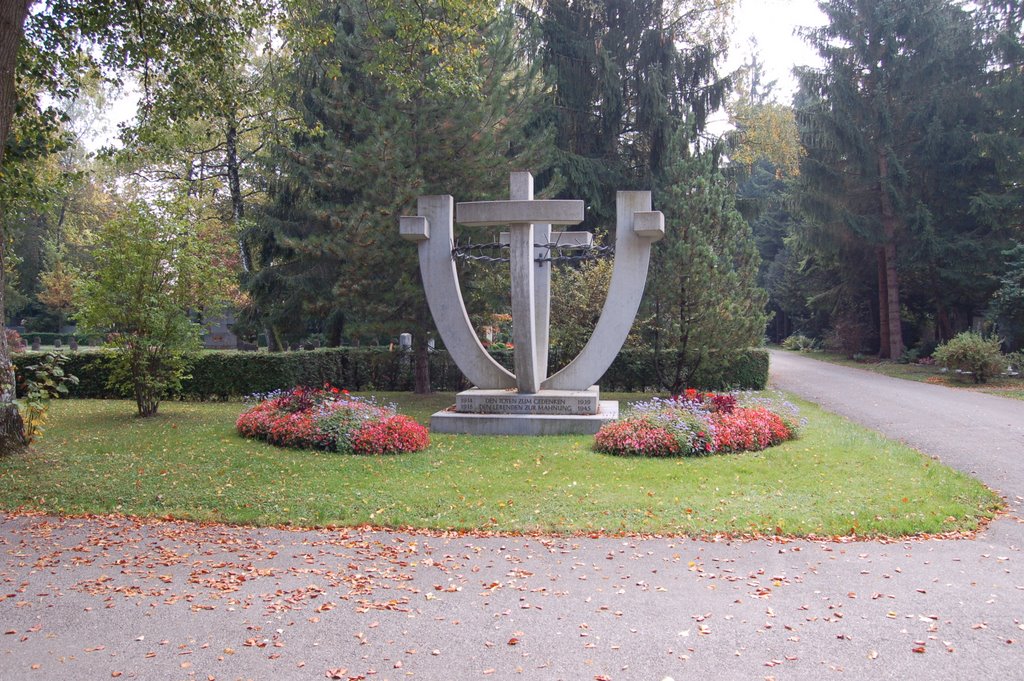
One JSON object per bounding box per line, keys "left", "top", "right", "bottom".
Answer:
{"left": 1, "top": 355, "right": 1023, "bottom": 680}
{"left": 769, "top": 350, "right": 1024, "bottom": 511}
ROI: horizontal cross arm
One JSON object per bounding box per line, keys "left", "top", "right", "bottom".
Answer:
{"left": 456, "top": 200, "right": 584, "bottom": 226}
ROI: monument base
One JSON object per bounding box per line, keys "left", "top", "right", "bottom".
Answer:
{"left": 431, "top": 400, "right": 619, "bottom": 436}
{"left": 455, "top": 386, "right": 599, "bottom": 415}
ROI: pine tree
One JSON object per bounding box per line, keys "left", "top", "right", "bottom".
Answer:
{"left": 796, "top": 0, "right": 1000, "bottom": 357}
{"left": 249, "top": 1, "right": 542, "bottom": 391}
{"left": 644, "top": 131, "right": 767, "bottom": 392}
{"left": 533, "top": 0, "right": 731, "bottom": 228}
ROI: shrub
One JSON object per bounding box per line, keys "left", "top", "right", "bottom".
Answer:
{"left": 781, "top": 334, "right": 819, "bottom": 352}
{"left": 13, "top": 352, "right": 78, "bottom": 444}
{"left": 5, "top": 329, "right": 26, "bottom": 353}
{"left": 236, "top": 385, "right": 429, "bottom": 455}
{"left": 933, "top": 332, "right": 1007, "bottom": 383}
{"left": 596, "top": 391, "right": 799, "bottom": 458}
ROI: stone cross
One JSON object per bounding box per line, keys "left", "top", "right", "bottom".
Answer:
{"left": 400, "top": 171, "right": 663, "bottom": 398}
{"left": 455, "top": 172, "right": 585, "bottom": 393}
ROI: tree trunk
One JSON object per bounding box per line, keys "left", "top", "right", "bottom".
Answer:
{"left": 877, "top": 151, "right": 904, "bottom": 359}
{"left": 0, "top": 0, "right": 32, "bottom": 450}
{"left": 226, "top": 114, "right": 275, "bottom": 349}
{"left": 877, "top": 248, "right": 891, "bottom": 358}
{"left": 413, "top": 341, "right": 430, "bottom": 394}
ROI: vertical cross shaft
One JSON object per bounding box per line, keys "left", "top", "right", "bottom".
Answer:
{"left": 509, "top": 172, "right": 541, "bottom": 393}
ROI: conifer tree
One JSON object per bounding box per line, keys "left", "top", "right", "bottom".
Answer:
{"left": 796, "top": 0, "right": 1000, "bottom": 357}
{"left": 249, "top": 1, "right": 542, "bottom": 391}
{"left": 644, "top": 131, "right": 767, "bottom": 392}
{"left": 533, "top": 0, "right": 731, "bottom": 228}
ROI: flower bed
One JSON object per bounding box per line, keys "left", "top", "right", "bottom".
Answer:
{"left": 595, "top": 390, "right": 801, "bottom": 457}
{"left": 236, "top": 385, "right": 429, "bottom": 454}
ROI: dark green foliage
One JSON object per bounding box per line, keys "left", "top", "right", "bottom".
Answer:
{"left": 644, "top": 133, "right": 768, "bottom": 394}
{"left": 247, "top": 3, "right": 539, "bottom": 388}
{"left": 989, "top": 243, "right": 1024, "bottom": 351}
{"left": 532, "top": 0, "right": 729, "bottom": 227}
{"left": 933, "top": 332, "right": 1007, "bottom": 384}
{"left": 795, "top": 0, "right": 1012, "bottom": 357}
{"left": 13, "top": 347, "right": 768, "bottom": 398}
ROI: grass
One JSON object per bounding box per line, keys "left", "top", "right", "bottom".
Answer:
{"left": 0, "top": 393, "right": 1001, "bottom": 538}
{"left": 793, "top": 349, "right": 1024, "bottom": 401}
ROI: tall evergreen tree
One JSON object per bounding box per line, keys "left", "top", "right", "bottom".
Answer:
{"left": 644, "top": 130, "right": 767, "bottom": 392}
{"left": 249, "top": 1, "right": 542, "bottom": 391}
{"left": 796, "top": 0, "right": 1000, "bottom": 357}
{"left": 533, "top": 0, "right": 731, "bottom": 228}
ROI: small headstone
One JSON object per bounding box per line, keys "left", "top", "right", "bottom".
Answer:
{"left": 69, "top": 337, "right": 79, "bottom": 351}
{"left": 427, "top": 337, "right": 435, "bottom": 352}
{"left": 53, "top": 338, "right": 62, "bottom": 349}
{"left": 303, "top": 342, "right": 315, "bottom": 351}
{"left": 31, "top": 337, "right": 40, "bottom": 351}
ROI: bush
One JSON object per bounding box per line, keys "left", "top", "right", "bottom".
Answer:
{"left": 13, "top": 346, "right": 770, "bottom": 399}
{"left": 595, "top": 391, "right": 799, "bottom": 457}
{"left": 236, "top": 385, "right": 429, "bottom": 455}
{"left": 781, "top": 334, "right": 819, "bottom": 352}
{"left": 1007, "top": 351, "right": 1024, "bottom": 374}
{"left": 933, "top": 332, "right": 1007, "bottom": 384}
{"left": 13, "top": 352, "right": 78, "bottom": 444}
{"left": 5, "top": 329, "right": 26, "bottom": 352}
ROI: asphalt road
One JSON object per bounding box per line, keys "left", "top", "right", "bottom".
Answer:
{"left": 1, "top": 352, "right": 1022, "bottom": 681}
{"left": 768, "top": 350, "right": 1024, "bottom": 511}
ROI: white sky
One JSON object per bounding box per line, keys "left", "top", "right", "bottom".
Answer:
{"left": 727, "top": 0, "right": 827, "bottom": 102}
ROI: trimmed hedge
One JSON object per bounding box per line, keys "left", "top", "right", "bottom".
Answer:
{"left": 11, "top": 347, "right": 768, "bottom": 399}
{"left": 19, "top": 332, "right": 93, "bottom": 346}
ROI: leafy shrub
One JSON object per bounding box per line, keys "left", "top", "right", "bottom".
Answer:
{"left": 781, "top": 334, "right": 819, "bottom": 352}
{"left": 1007, "top": 351, "right": 1023, "bottom": 374}
{"left": 933, "top": 332, "right": 1007, "bottom": 383}
{"left": 595, "top": 391, "right": 799, "bottom": 457}
{"left": 823, "top": 313, "right": 873, "bottom": 357}
{"left": 5, "top": 329, "right": 26, "bottom": 352}
{"left": 13, "top": 352, "right": 78, "bottom": 443}
{"left": 236, "top": 385, "right": 429, "bottom": 455}
{"left": 897, "top": 348, "right": 920, "bottom": 364}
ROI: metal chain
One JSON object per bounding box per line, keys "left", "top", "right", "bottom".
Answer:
{"left": 452, "top": 241, "right": 614, "bottom": 265}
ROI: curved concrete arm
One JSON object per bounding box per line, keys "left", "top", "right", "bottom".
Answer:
{"left": 541, "top": 192, "right": 663, "bottom": 391}
{"left": 401, "top": 195, "right": 516, "bottom": 390}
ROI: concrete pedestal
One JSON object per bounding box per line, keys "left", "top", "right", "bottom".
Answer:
{"left": 455, "top": 387, "right": 599, "bottom": 415}
{"left": 431, "top": 400, "right": 619, "bottom": 436}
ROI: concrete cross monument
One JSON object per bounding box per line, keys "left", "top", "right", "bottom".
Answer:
{"left": 400, "top": 171, "right": 663, "bottom": 435}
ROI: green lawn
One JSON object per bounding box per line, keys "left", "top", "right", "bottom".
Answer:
{"left": 0, "top": 393, "right": 1001, "bottom": 537}
{"left": 792, "top": 349, "right": 1024, "bottom": 401}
